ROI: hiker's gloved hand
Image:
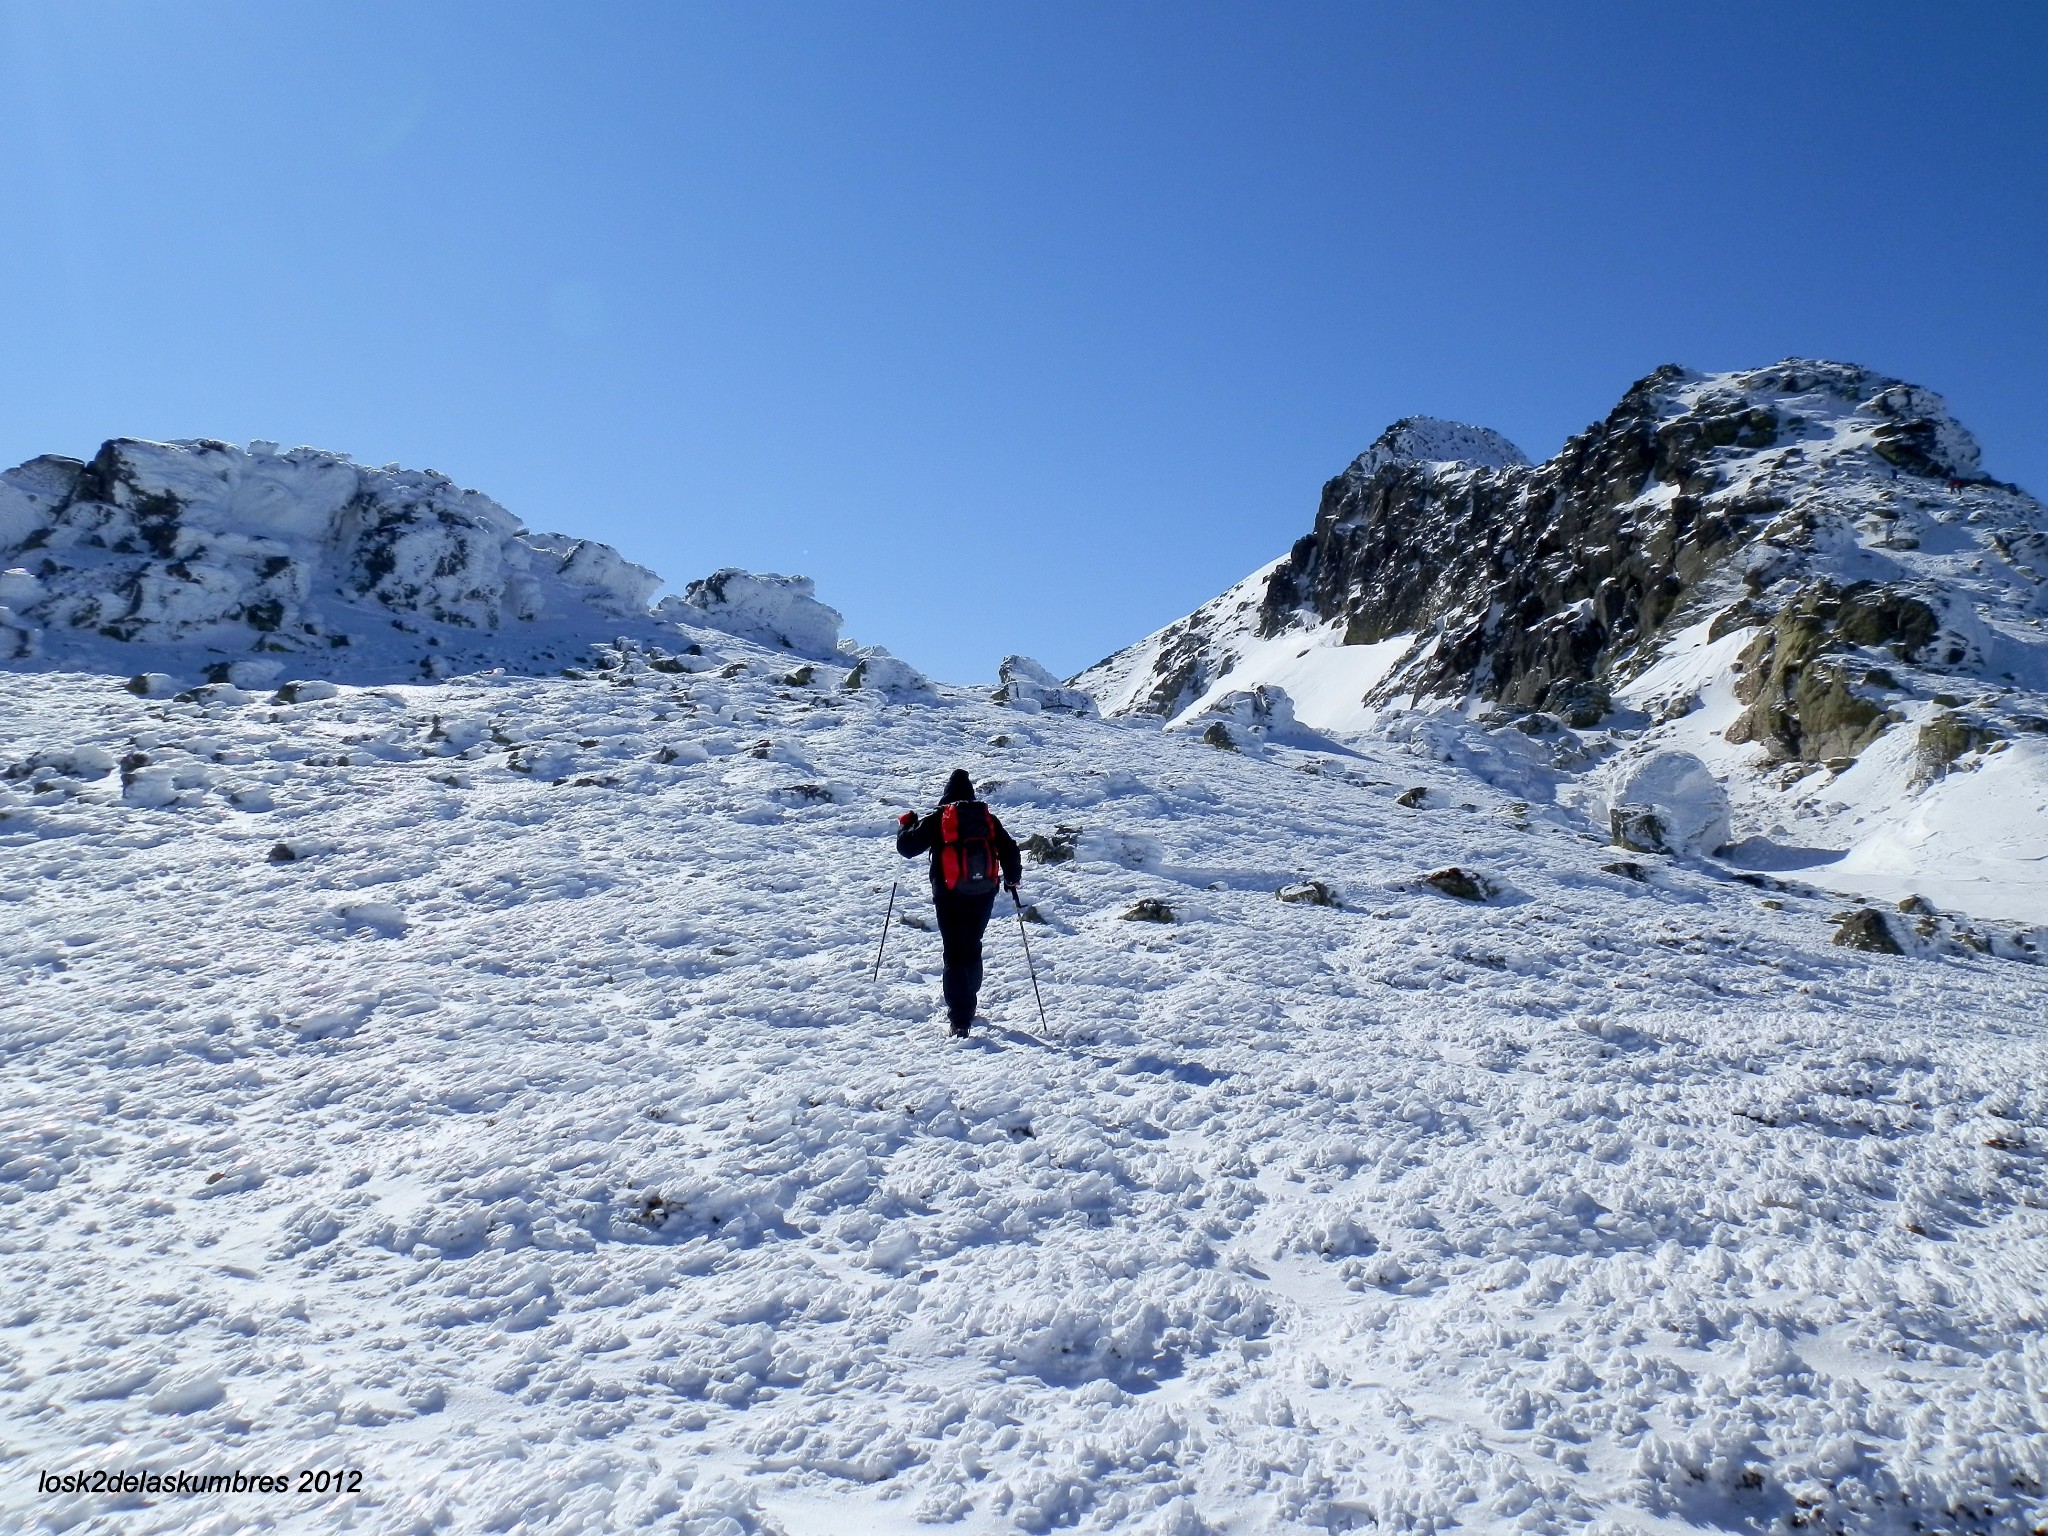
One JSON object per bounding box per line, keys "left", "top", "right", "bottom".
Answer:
{"left": 897, "top": 812, "right": 917, "bottom": 829}
{"left": 1004, "top": 879, "right": 1021, "bottom": 897}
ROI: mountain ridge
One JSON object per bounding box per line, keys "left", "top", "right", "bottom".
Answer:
{"left": 1076, "top": 359, "right": 2023, "bottom": 725}
{"left": 1073, "top": 358, "right": 2048, "bottom": 923}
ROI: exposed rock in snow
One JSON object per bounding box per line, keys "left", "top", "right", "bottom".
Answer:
{"left": 1422, "top": 865, "right": 1498, "bottom": 901}
{"left": 1603, "top": 749, "right": 1732, "bottom": 855}
{"left": 994, "top": 654, "right": 1096, "bottom": 714}
{"left": 660, "top": 568, "right": 843, "bottom": 659}
{"left": 1832, "top": 905, "right": 1905, "bottom": 953}
{"left": 1276, "top": 879, "right": 1339, "bottom": 906}
{"left": 0, "top": 605, "right": 36, "bottom": 660}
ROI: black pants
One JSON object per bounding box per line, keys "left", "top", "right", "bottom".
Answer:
{"left": 933, "top": 890, "right": 997, "bottom": 1025}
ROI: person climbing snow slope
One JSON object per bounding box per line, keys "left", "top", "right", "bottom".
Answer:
{"left": 895, "top": 769, "right": 1023, "bottom": 1037}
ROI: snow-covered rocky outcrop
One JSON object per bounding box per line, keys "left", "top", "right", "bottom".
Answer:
{"left": 0, "top": 438, "right": 858, "bottom": 686}
{"left": 1164, "top": 682, "right": 1328, "bottom": 757}
{"left": 657, "top": 568, "right": 844, "bottom": 659}
{"left": 1077, "top": 362, "right": 2048, "bottom": 922}
{"left": 993, "top": 654, "right": 1096, "bottom": 714}
{"left": 839, "top": 643, "right": 935, "bottom": 696}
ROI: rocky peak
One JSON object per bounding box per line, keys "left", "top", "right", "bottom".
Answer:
{"left": 1078, "top": 359, "right": 2039, "bottom": 773}
{"left": 1347, "top": 417, "right": 1530, "bottom": 479}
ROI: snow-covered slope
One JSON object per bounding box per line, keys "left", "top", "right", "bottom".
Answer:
{"left": 4, "top": 646, "right": 2046, "bottom": 1534}
{"left": 1077, "top": 362, "right": 2048, "bottom": 925}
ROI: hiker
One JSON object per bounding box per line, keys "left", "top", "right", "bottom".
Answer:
{"left": 895, "top": 769, "right": 1022, "bottom": 1036}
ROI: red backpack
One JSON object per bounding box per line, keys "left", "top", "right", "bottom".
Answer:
{"left": 938, "top": 801, "right": 1004, "bottom": 896}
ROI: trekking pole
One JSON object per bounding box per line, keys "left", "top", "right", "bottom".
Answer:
{"left": 870, "top": 878, "right": 899, "bottom": 981}
{"left": 1012, "top": 889, "right": 1048, "bottom": 1030}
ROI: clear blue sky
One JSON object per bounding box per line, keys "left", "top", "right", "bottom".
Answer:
{"left": 2, "top": 3, "right": 2043, "bottom": 682}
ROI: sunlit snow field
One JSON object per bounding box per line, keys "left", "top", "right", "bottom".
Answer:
{"left": 2, "top": 641, "right": 2045, "bottom": 1534}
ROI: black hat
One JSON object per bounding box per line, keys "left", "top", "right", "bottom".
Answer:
{"left": 940, "top": 769, "right": 975, "bottom": 803}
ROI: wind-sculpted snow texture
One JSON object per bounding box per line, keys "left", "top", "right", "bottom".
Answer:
{"left": 4, "top": 639, "right": 2046, "bottom": 1535}
{"left": 1077, "top": 362, "right": 2048, "bottom": 926}
{"left": 0, "top": 438, "right": 682, "bottom": 683}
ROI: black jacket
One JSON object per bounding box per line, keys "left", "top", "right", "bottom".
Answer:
{"left": 898, "top": 800, "right": 1023, "bottom": 895}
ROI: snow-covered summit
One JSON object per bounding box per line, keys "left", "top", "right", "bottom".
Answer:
{"left": 1348, "top": 415, "right": 1530, "bottom": 477}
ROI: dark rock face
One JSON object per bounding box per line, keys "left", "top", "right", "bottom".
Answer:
{"left": 1913, "top": 711, "right": 2002, "bottom": 784}
{"left": 1609, "top": 807, "right": 1672, "bottom": 856}
{"left": 1721, "top": 584, "right": 1925, "bottom": 763}
{"left": 1254, "top": 363, "right": 1970, "bottom": 719}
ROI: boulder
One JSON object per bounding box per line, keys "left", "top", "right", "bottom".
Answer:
{"left": 1172, "top": 684, "right": 1298, "bottom": 754}
{"left": 1119, "top": 898, "right": 1176, "bottom": 923}
{"left": 1277, "top": 881, "right": 1339, "bottom": 907}
{"left": 1423, "top": 867, "right": 1495, "bottom": 902}
{"left": 1832, "top": 908, "right": 1903, "bottom": 954}
{"left": 0, "top": 567, "right": 45, "bottom": 608}
{"left": 273, "top": 679, "right": 340, "bottom": 704}
{"left": 1022, "top": 825, "right": 1081, "bottom": 864}
{"left": 1604, "top": 751, "right": 1731, "bottom": 856}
